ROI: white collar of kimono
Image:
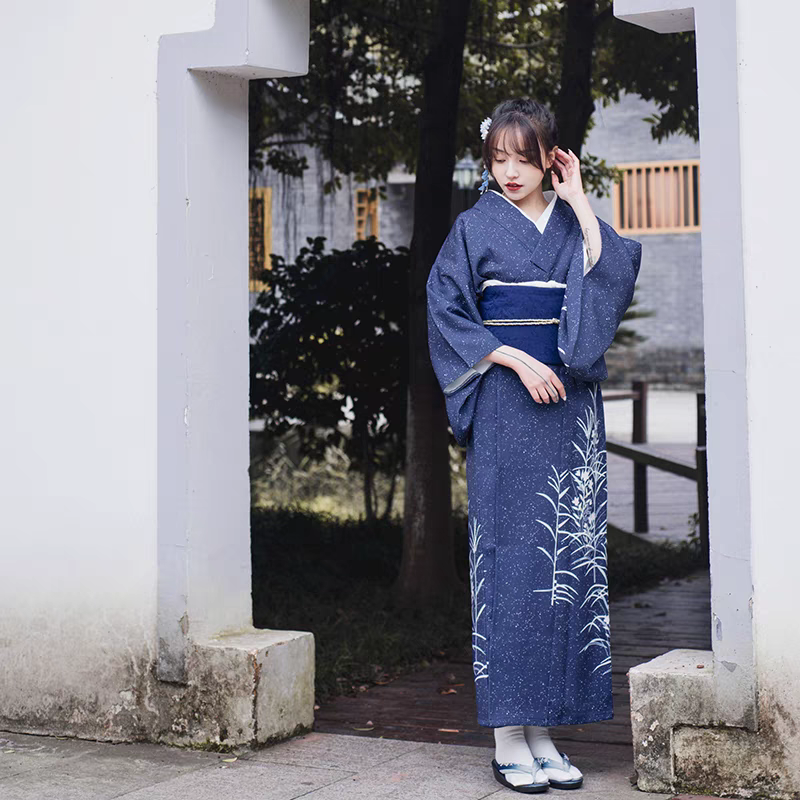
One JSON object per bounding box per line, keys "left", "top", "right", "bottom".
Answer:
{"left": 488, "top": 189, "right": 557, "bottom": 234}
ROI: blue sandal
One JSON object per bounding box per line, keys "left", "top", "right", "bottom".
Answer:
{"left": 538, "top": 752, "right": 583, "bottom": 789}
{"left": 491, "top": 757, "right": 550, "bottom": 793}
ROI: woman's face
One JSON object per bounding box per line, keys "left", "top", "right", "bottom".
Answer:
{"left": 490, "top": 128, "right": 555, "bottom": 203}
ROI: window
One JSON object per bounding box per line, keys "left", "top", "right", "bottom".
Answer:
{"left": 249, "top": 187, "right": 273, "bottom": 292}
{"left": 355, "top": 187, "right": 379, "bottom": 240}
{"left": 613, "top": 160, "right": 700, "bottom": 234}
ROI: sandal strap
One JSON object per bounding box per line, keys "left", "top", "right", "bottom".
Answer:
{"left": 495, "top": 757, "right": 547, "bottom": 778}
{"left": 539, "top": 751, "right": 571, "bottom": 772}
{"left": 496, "top": 761, "right": 535, "bottom": 775}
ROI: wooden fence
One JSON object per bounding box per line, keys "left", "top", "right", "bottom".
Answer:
{"left": 603, "top": 381, "right": 709, "bottom": 563}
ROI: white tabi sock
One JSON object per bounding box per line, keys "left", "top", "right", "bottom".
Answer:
{"left": 523, "top": 725, "right": 583, "bottom": 782}
{"left": 493, "top": 725, "right": 548, "bottom": 787}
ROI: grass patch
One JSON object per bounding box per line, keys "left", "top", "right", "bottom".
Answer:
{"left": 251, "top": 508, "right": 472, "bottom": 704}
{"left": 607, "top": 518, "right": 706, "bottom": 597}
{"left": 251, "top": 507, "right": 706, "bottom": 705}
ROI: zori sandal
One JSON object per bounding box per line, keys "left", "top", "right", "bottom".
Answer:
{"left": 491, "top": 757, "right": 550, "bottom": 793}
{"left": 538, "top": 752, "right": 583, "bottom": 789}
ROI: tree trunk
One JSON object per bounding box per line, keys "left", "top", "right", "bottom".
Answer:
{"left": 356, "top": 411, "right": 376, "bottom": 522}
{"left": 393, "top": 0, "right": 473, "bottom": 608}
{"left": 555, "top": 0, "right": 598, "bottom": 155}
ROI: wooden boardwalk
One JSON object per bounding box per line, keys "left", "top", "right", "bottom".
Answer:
{"left": 608, "top": 443, "right": 699, "bottom": 544}
{"left": 314, "top": 568, "right": 712, "bottom": 767}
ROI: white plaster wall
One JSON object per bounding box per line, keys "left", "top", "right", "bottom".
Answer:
{"left": 737, "top": 0, "right": 800, "bottom": 760}
{"left": 0, "top": 0, "right": 216, "bottom": 732}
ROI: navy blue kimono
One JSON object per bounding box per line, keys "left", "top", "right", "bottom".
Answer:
{"left": 426, "top": 189, "right": 642, "bottom": 727}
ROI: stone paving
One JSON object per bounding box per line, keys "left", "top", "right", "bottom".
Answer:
{"left": 0, "top": 728, "right": 715, "bottom": 799}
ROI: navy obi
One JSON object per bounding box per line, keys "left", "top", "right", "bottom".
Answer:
{"left": 478, "top": 285, "right": 565, "bottom": 366}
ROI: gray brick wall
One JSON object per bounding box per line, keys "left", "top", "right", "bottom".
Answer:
{"left": 585, "top": 91, "right": 703, "bottom": 388}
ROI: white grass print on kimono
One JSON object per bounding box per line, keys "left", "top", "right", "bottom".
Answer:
{"left": 468, "top": 516, "right": 490, "bottom": 682}
{"left": 427, "top": 188, "right": 641, "bottom": 727}
{"left": 533, "top": 383, "right": 611, "bottom": 677}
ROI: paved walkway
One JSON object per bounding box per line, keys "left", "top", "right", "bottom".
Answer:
{"left": 0, "top": 569, "right": 712, "bottom": 799}
{"left": 0, "top": 726, "right": 710, "bottom": 799}
{"left": 603, "top": 388, "right": 699, "bottom": 445}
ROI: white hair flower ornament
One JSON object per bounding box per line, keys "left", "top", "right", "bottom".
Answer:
{"left": 479, "top": 116, "right": 492, "bottom": 193}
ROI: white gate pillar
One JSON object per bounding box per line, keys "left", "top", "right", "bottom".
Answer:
{"left": 617, "top": 0, "right": 800, "bottom": 795}
{"left": 154, "top": 0, "right": 315, "bottom": 744}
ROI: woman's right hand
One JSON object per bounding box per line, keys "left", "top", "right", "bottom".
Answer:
{"left": 486, "top": 345, "right": 567, "bottom": 404}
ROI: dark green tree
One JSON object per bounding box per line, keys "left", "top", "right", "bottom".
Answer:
{"left": 250, "top": 235, "right": 409, "bottom": 522}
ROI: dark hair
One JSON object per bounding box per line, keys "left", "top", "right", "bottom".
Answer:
{"left": 481, "top": 98, "right": 558, "bottom": 183}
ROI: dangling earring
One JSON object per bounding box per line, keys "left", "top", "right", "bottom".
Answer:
{"left": 479, "top": 167, "right": 489, "bottom": 195}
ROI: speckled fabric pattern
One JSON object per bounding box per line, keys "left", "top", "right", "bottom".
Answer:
{"left": 426, "top": 190, "right": 642, "bottom": 727}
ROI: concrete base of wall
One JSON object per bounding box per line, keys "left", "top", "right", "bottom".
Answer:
{"left": 174, "top": 629, "right": 316, "bottom": 748}
{"left": 0, "top": 629, "right": 315, "bottom": 749}
{"left": 629, "top": 648, "right": 716, "bottom": 792}
{"left": 630, "top": 649, "right": 798, "bottom": 799}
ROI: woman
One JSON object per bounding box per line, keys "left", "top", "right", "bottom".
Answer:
{"left": 426, "top": 98, "right": 642, "bottom": 793}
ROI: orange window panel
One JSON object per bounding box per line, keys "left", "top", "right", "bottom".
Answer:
{"left": 249, "top": 186, "right": 273, "bottom": 292}
{"left": 355, "top": 187, "right": 379, "bottom": 241}
{"left": 613, "top": 160, "right": 700, "bottom": 234}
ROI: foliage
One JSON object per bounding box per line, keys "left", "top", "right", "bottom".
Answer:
{"left": 595, "top": 20, "right": 698, "bottom": 142}
{"left": 614, "top": 297, "right": 654, "bottom": 350}
{"left": 249, "top": 235, "right": 409, "bottom": 519}
{"left": 248, "top": 231, "right": 644, "bottom": 520}
{"left": 250, "top": 435, "right": 406, "bottom": 520}
{"left": 606, "top": 519, "right": 705, "bottom": 595}
{"left": 251, "top": 507, "right": 470, "bottom": 702}
{"left": 249, "top": 0, "right": 698, "bottom": 196}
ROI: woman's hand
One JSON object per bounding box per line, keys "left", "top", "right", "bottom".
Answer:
{"left": 550, "top": 147, "right": 584, "bottom": 205}
{"left": 486, "top": 346, "right": 566, "bottom": 404}
{"left": 515, "top": 356, "right": 566, "bottom": 404}
{"left": 551, "top": 146, "right": 603, "bottom": 268}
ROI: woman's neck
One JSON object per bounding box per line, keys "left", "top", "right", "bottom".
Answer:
{"left": 514, "top": 189, "right": 551, "bottom": 221}
{"left": 492, "top": 188, "right": 554, "bottom": 226}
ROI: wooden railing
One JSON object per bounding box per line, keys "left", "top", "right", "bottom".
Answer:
{"left": 604, "top": 381, "right": 709, "bottom": 563}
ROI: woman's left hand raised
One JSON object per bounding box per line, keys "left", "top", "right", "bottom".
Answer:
{"left": 551, "top": 147, "right": 585, "bottom": 204}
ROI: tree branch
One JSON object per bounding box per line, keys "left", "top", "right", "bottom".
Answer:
{"left": 357, "top": 7, "right": 554, "bottom": 50}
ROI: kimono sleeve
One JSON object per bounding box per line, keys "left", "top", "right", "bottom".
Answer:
{"left": 557, "top": 217, "right": 642, "bottom": 382}
{"left": 426, "top": 213, "right": 505, "bottom": 446}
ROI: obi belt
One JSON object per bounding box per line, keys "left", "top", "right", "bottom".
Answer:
{"left": 478, "top": 284, "right": 565, "bottom": 366}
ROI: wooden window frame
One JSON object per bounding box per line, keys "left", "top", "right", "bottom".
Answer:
{"left": 249, "top": 186, "right": 273, "bottom": 293}
{"left": 612, "top": 160, "right": 701, "bottom": 234}
{"left": 355, "top": 187, "right": 379, "bottom": 240}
